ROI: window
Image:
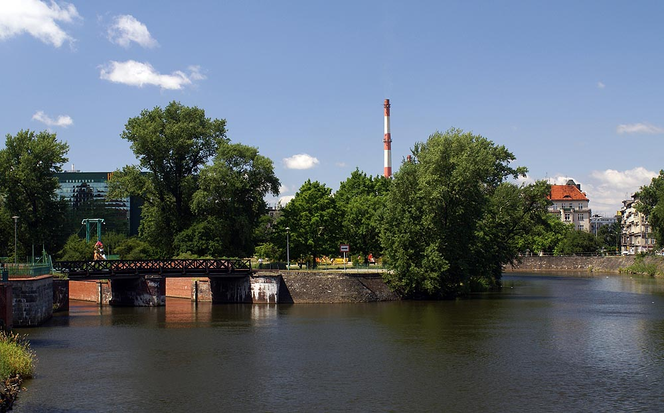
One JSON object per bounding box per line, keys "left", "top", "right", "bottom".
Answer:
{"left": 578, "top": 214, "right": 584, "bottom": 221}
{"left": 564, "top": 213, "right": 570, "bottom": 221}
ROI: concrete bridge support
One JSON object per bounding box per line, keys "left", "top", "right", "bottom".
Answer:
{"left": 209, "top": 276, "right": 280, "bottom": 304}
{"left": 110, "top": 277, "right": 165, "bottom": 307}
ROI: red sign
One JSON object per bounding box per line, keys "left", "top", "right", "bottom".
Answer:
{"left": 340, "top": 244, "right": 350, "bottom": 253}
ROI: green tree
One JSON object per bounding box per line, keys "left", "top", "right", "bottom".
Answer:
{"left": 108, "top": 102, "right": 227, "bottom": 257}
{"left": 381, "top": 128, "right": 546, "bottom": 298}
{"left": 517, "top": 213, "right": 572, "bottom": 255}
{"left": 335, "top": 169, "right": 391, "bottom": 259}
{"left": 0, "top": 130, "right": 69, "bottom": 258}
{"left": 554, "top": 229, "right": 600, "bottom": 255}
{"left": 277, "top": 180, "right": 341, "bottom": 268}
{"left": 181, "top": 142, "right": 280, "bottom": 257}
{"left": 596, "top": 221, "right": 621, "bottom": 253}
{"left": 637, "top": 170, "right": 664, "bottom": 248}
{"left": 58, "top": 235, "right": 93, "bottom": 261}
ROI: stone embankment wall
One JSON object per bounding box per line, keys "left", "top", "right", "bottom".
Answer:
{"left": 506, "top": 255, "right": 664, "bottom": 274}
{"left": 11, "top": 275, "right": 53, "bottom": 326}
{"left": 278, "top": 272, "right": 399, "bottom": 303}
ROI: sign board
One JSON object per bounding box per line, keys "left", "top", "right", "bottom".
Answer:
{"left": 340, "top": 244, "right": 350, "bottom": 253}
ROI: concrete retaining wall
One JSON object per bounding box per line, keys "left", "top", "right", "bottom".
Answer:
{"left": 278, "top": 272, "right": 399, "bottom": 303}
{"left": 11, "top": 275, "right": 53, "bottom": 327}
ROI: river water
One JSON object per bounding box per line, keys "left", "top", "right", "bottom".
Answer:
{"left": 12, "top": 273, "right": 664, "bottom": 412}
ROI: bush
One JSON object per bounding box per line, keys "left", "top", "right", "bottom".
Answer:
{"left": 624, "top": 254, "right": 659, "bottom": 276}
{"left": 0, "top": 331, "right": 35, "bottom": 379}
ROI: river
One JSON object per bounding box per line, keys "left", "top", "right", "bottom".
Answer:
{"left": 12, "top": 273, "right": 664, "bottom": 412}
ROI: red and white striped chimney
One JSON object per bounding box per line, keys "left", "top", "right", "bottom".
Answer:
{"left": 383, "top": 99, "right": 392, "bottom": 178}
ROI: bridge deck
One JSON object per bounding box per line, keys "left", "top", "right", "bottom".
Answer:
{"left": 53, "top": 258, "right": 252, "bottom": 280}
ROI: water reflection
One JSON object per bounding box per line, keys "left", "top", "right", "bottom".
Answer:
{"left": 13, "top": 274, "right": 664, "bottom": 413}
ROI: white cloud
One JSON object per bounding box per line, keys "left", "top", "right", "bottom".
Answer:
{"left": 335, "top": 162, "right": 347, "bottom": 168}
{"left": 99, "top": 60, "right": 205, "bottom": 90}
{"left": 616, "top": 123, "right": 664, "bottom": 135}
{"left": 283, "top": 154, "right": 320, "bottom": 170}
{"left": 278, "top": 195, "right": 294, "bottom": 206}
{"left": 584, "top": 167, "right": 658, "bottom": 215}
{"left": 32, "top": 110, "right": 73, "bottom": 127}
{"left": 0, "top": 0, "right": 80, "bottom": 47}
{"left": 597, "top": 81, "right": 605, "bottom": 89}
{"left": 107, "top": 15, "right": 157, "bottom": 48}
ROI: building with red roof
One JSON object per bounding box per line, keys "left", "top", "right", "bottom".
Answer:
{"left": 548, "top": 179, "right": 591, "bottom": 232}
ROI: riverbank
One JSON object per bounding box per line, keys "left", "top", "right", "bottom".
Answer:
{"left": 0, "top": 331, "right": 34, "bottom": 412}
{"left": 505, "top": 255, "right": 664, "bottom": 275}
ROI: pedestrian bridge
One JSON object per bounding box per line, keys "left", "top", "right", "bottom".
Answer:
{"left": 53, "top": 258, "right": 252, "bottom": 280}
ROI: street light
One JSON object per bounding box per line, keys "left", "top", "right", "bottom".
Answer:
{"left": 12, "top": 216, "right": 19, "bottom": 264}
{"left": 285, "top": 227, "right": 290, "bottom": 271}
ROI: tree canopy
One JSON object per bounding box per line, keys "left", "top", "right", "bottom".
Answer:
{"left": 277, "top": 180, "right": 341, "bottom": 267}
{"left": 380, "top": 128, "right": 549, "bottom": 298}
{"left": 637, "top": 170, "right": 664, "bottom": 248}
{"left": 109, "top": 101, "right": 228, "bottom": 257}
{"left": 0, "top": 129, "right": 69, "bottom": 257}
{"left": 335, "top": 169, "right": 390, "bottom": 259}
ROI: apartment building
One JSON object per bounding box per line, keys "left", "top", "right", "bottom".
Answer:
{"left": 548, "top": 179, "right": 591, "bottom": 231}
{"left": 620, "top": 195, "right": 655, "bottom": 254}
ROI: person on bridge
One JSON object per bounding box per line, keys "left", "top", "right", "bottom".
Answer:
{"left": 94, "top": 241, "right": 106, "bottom": 260}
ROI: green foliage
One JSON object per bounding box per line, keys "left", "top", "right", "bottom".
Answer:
{"left": 109, "top": 101, "right": 227, "bottom": 257}
{"left": 189, "top": 142, "right": 279, "bottom": 257}
{"left": 0, "top": 331, "right": 35, "bottom": 379}
{"left": 114, "top": 237, "right": 154, "bottom": 259}
{"left": 58, "top": 235, "right": 93, "bottom": 261}
{"left": 277, "top": 180, "right": 341, "bottom": 266}
{"left": 335, "top": 169, "right": 390, "bottom": 258}
{"left": 596, "top": 221, "right": 621, "bottom": 252}
{"left": 0, "top": 130, "right": 69, "bottom": 257}
{"left": 517, "top": 214, "right": 571, "bottom": 254}
{"left": 381, "top": 128, "right": 546, "bottom": 298}
{"left": 553, "top": 229, "right": 600, "bottom": 255}
{"left": 637, "top": 170, "right": 664, "bottom": 248}
{"left": 255, "top": 242, "right": 280, "bottom": 261}
{"left": 623, "top": 254, "right": 659, "bottom": 276}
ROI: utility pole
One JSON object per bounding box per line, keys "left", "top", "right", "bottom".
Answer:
{"left": 12, "top": 216, "right": 19, "bottom": 264}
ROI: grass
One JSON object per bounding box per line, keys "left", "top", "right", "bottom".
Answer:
{"left": 0, "top": 331, "right": 35, "bottom": 380}
{"left": 620, "top": 255, "right": 660, "bottom": 277}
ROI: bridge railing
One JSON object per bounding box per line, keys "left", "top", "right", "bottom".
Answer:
{"left": 53, "top": 258, "right": 252, "bottom": 278}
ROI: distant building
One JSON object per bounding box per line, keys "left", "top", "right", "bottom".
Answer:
{"left": 548, "top": 179, "right": 592, "bottom": 231}
{"left": 54, "top": 169, "right": 142, "bottom": 236}
{"left": 619, "top": 195, "right": 655, "bottom": 255}
{"left": 590, "top": 214, "right": 617, "bottom": 236}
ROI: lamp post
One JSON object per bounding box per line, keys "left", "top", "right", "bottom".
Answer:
{"left": 12, "top": 216, "right": 19, "bottom": 264}
{"left": 286, "top": 227, "right": 290, "bottom": 271}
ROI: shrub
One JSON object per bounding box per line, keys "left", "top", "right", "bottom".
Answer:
{"left": 0, "top": 331, "right": 35, "bottom": 379}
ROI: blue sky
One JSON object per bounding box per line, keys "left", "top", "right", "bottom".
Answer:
{"left": 1, "top": 0, "right": 663, "bottom": 215}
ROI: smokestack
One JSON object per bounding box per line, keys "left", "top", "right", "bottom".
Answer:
{"left": 383, "top": 99, "right": 392, "bottom": 178}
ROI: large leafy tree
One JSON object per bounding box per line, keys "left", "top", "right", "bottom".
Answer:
{"left": 596, "top": 221, "right": 621, "bottom": 253}
{"left": 0, "top": 130, "right": 69, "bottom": 258}
{"left": 335, "top": 169, "right": 390, "bottom": 258}
{"left": 109, "top": 102, "right": 227, "bottom": 257}
{"left": 554, "top": 229, "right": 600, "bottom": 255}
{"left": 637, "top": 170, "right": 664, "bottom": 247}
{"left": 177, "top": 142, "right": 280, "bottom": 257}
{"left": 277, "top": 180, "right": 341, "bottom": 267}
{"left": 381, "top": 128, "right": 548, "bottom": 298}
